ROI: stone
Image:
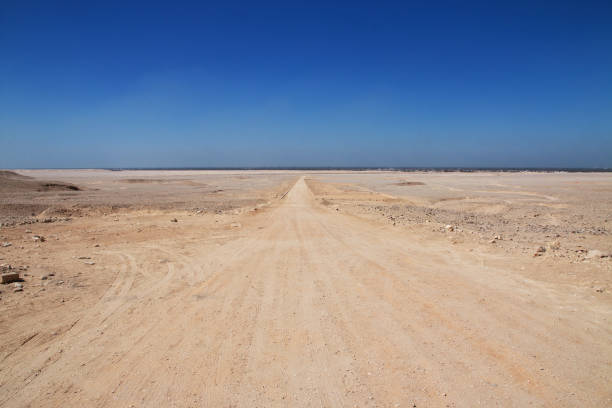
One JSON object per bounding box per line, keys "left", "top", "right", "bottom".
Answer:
{"left": 1, "top": 272, "right": 20, "bottom": 284}
{"left": 32, "top": 235, "right": 45, "bottom": 242}
{"left": 1, "top": 242, "right": 11, "bottom": 247}
{"left": 585, "top": 250, "right": 611, "bottom": 259}
{"left": 547, "top": 240, "right": 561, "bottom": 250}
{"left": 170, "top": 218, "right": 178, "bottom": 223}
{"left": 445, "top": 225, "right": 454, "bottom": 232}
{"left": 534, "top": 246, "right": 546, "bottom": 256}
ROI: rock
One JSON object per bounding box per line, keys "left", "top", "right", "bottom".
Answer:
{"left": 1, "top": 272, "right": 20, "bottom": 284}
{"left": 494, "top": 235, "right": 502, "bottom": 240}
{"left": 534, "top": 246, "right": 546, "bottom": 257}
{"left": 595, "top": 287, "right": 605, "bottom": 293}
{"left": 1, "top": 242, "right": 11, "bottom": 247}
{"left": 41, "top": 275, "right": 48, "bottom": 280}
{"left": 489, "top": 239, "right": 497, "bottom": 244}
{"left": 32, "top": 235, "right": 45, "bottom": 242}
{"left": 94, "top": 244, "right": 100, "bottom": 247}
{"left": 25, "top": 229, "right": 32, "bottom": 233}
{"left": 0, "top": 263, "right": 12, "bottom": 272}
{"left": 230, "top": 222, "right": 242, "bottom": 228}
{"left": 445, "top": 225, "right": 454, "bottom": 232}
{"left": 547, "top": 240, "right": 561, "bottom": 250}
{"left": 77, "top": 256, "right": 91, "bottom": 260}
{"left": 170, "top": 218, "right": 178, "bottom": 223}
{"left": 84, "top": 261, "right": 95, "bottom": 265}
{"left": 14, "top": 287, "right": 23, "bottom": 292}
{"left": 14, "top": 282, "right": 23, "bottom": 289}
{"left": 585, "top": 250, "right": 611, "bottom": 259}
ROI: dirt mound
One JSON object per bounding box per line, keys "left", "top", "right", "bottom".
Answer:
{"left": 0, "top": 171, "right": 81, "bottom": 192}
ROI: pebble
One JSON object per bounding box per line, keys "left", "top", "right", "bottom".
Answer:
{"left": 534, "top": 246, "right": 546, "bottom": 256}
{"left": 170, "top": 218, "right": 178, "bottom": 223}
{"left": 1, "top": 242, "right": 11, "bottom": 247}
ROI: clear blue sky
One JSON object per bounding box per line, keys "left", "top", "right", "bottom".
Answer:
{"left": 1, "top": 1, "right": 611, "bottom": 168}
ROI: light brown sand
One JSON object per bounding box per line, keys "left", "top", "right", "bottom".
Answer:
{"left": 0, "top": 170, "right": 610, "bottom": 407}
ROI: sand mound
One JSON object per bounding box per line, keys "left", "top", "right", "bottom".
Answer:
{"left": 0, "top": 171, "right": 81, "bottom": 192}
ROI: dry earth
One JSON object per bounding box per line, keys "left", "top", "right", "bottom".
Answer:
{"left": 0, "top": 170, "right": 611, "bottom": 407}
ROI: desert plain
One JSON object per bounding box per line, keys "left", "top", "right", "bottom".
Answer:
{"left": 0, "top": 169, "right": 611, "bottom": 407}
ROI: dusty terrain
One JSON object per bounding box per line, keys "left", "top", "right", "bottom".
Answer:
{"left": 0, "top": 170, "right": 610, "bottom": 407}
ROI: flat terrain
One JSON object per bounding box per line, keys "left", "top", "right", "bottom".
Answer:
{"left": 0, "top": 170, "right": 611, "bottom": 407}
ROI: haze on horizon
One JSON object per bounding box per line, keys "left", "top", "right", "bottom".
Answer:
{"left": 1, "top": 1, "right": 611, "bottom": 169}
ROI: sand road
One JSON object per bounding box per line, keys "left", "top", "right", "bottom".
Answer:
{"left": 1, "top": 177, "right": 610, "bottom": 407}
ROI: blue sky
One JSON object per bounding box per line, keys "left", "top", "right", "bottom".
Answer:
{"left": 1, "top": 1, "right": 611, "bottom": 168}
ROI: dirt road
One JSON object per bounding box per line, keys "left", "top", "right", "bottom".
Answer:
{"left": 1, "top": 177, "right": 610, "bottom": 407}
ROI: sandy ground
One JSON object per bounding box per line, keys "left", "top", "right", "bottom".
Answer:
{"left": 0, "top": 170, "right": 611, "bottom": 407}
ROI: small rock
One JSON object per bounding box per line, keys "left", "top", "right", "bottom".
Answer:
{"left": 57, "top": 280, "right": 64, "bottom": 285}
{"left": 534, "top": 246, "right": 546, "bottom": 256}
{"left": 547, "top": 240, "right": 561, "bottom": 250}
{"left": 1, "top": 272, "right": 20, "bottom": 284}
{"left": 94, "top": 244, "right": 100, "bottom": 247}
{"left": 14, "top": 287, "right": 23, "bottom": 292}
{"left": 585, "top": 249, "right": 611, "bottom": 259}
{"left": 230, "top": 222, "right": 242, "bottom": 228}
{"left": 84, "top": 261, "right": 95, "bottom": 265}
{"left": 32, "top": 235, "right": 45, "bottom": 242}
{"left": 170, "top": 218, "right": 178, "bottom": 223}
{"left": 0, "top": 263, "right": 12, "bottom": 272}
{"left": 41, "top": 275, "right": 48, "bottom": 280}
{"left": 445, "top": 225, "right": 454, "bottom": 232}
{"left": 25, "top": 229, "right": 32, "bottom": 233}
{"left": 77, "top": 256, "right": 91, "bottom": 260}
{"left": 1, "top": 242, "right": 11, "bottom": 247}
{"left": 595, "top": 287, "right": 605, "bottom": 293}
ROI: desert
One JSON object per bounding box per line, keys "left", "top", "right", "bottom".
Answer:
{"left": 0, "top": 169, "right": 610, "bottom": 407}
